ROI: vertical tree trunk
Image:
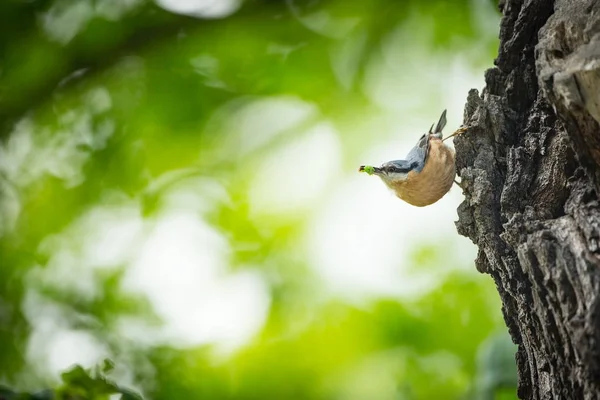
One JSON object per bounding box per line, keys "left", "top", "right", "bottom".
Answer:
{"left": 455, "top": 0, "right": 600, "bottom": 398}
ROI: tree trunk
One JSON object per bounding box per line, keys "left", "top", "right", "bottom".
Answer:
{"left": 455, "top": 0, "right": 600, "bottom": 398}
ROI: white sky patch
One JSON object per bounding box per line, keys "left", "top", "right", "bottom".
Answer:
{"left": 155, "top": 175, "right": 232, "bottom": 216}
{"left": 77, "top": 204, "right": 145, "bottom": 268}
{"left": 96, "top": 0, "right": 143, "bottom": 21}
{"left": 287, "top": 2, "right": 361, "bottom": 39}
{"left": 0, "top": 180, "right": 20, "bottom": 237}
{"left": 248, "top": 121, "right": 341, "bottom": 216}
{"left": 30, "top": 201, "right": 144, "bottom": 302}
{"left": 208, "top": 96, "right": 319, "bottom": 158}
{"left": 123, "top": 210, "right": 270, "bottom": 353}
{"left": 190, "top": 54, "right": 227, "bottom": 89}
{"left": 24, "top": 291, "right": 108, "bottom": 377}
{"left": 363, "top": 16, "right": 487, "bottom": 117}
{"left": 0, "top": 119, "right": 36, "bottom": 185}
{"left": 42, "top": 0, "right": 142, "bottom": 43}
{"left": 155, "top": 0, "right": 241, "bottom": 19}
{"left": 42, "top": 0, "right": 94, "bottom": 44}
{"left": 46, "top": 330, "right": 108, "bottom": 373}
{"left": 0, "top": 87, "right": 114, "bottom": 189}
{"left": 330, "top": 29, "right": 368, "bottom": 90}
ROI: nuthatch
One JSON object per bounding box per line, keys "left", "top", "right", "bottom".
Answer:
{"left": 359, "top": 110, "right": 464, "bottom": 207}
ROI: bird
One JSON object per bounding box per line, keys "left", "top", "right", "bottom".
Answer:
{"left": 359, "top": 110, "right": 465, "bottom": 207}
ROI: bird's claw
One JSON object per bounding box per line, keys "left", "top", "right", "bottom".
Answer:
{"left": 454, "top": 126, "right": 467, "bottom": 136}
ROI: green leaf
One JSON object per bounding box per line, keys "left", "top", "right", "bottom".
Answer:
{"left": 101, "top": 359, "right": 115, "bottom": 374}
{"left": 60, "top": 365, "right": 119, "bottom": 396}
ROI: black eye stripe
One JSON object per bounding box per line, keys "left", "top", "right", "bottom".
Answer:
{"left": 385, "top": 163, "right": 419, "bottom": 173}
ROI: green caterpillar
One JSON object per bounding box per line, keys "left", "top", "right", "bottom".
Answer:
{"left": 358, "top": 165, "right": 375, "bottom": 175}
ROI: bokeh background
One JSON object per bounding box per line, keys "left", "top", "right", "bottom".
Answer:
{"left": 0, "top": 0, "right": 518, "bottom": 398}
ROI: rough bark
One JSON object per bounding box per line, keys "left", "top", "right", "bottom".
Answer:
{"left": 455, "top": 0, "right": 600, "bottom": 398}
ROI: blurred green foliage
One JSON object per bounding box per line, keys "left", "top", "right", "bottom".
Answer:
{"left": 0, "top": 360, "right": 142, "bottom": 399}
{"left": 0, "top": 0, "right": 517, "bottom": 399}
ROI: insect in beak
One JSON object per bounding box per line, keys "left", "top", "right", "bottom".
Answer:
{"left": 358, "top": 165, "right": 383, "bottom": 175}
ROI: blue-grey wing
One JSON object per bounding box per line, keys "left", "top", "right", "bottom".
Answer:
{"left": 404, "top": 133, "right": 428, "bottom": 173}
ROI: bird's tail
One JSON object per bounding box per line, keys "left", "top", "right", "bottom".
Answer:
{"left": 433, "top": 109, "right": 447, "bottom": 135}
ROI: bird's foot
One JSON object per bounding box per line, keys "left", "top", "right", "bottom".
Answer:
{"left": 454, "top": 126, "right": 467, "bottom": 136}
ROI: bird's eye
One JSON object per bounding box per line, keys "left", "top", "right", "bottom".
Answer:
{"left": 387, "top": 166, "right": 397, "bottom": 173}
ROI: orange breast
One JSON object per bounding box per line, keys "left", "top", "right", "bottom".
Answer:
{"left": 391, "top": 139, "right": 456, "bottom": 207}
